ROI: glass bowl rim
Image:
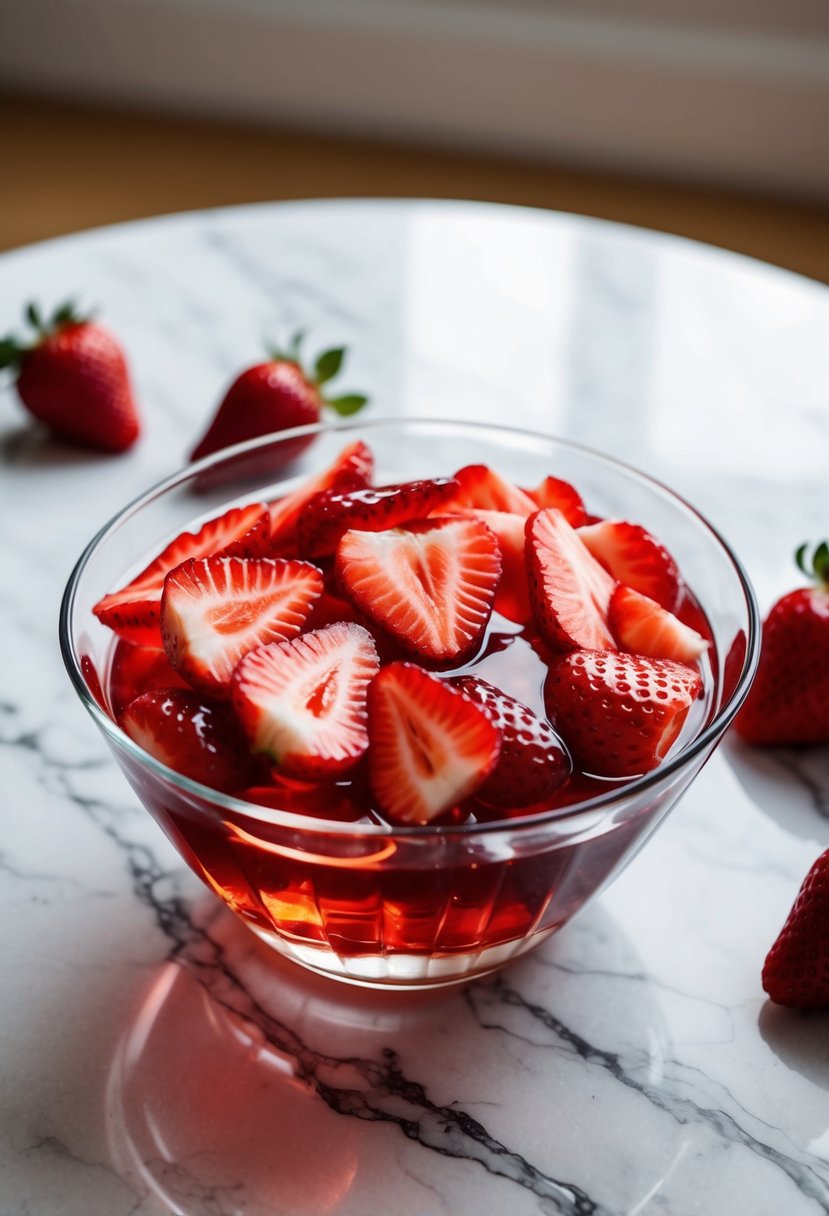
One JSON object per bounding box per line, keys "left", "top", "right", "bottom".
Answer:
{"left": 59, "top": 416, "right": 761, "bottom": 839}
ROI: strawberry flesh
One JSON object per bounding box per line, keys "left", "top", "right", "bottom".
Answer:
{"left": 444, "top": 509, "right": 531, "bottom": 625}
{"left": 452, "top": 675, "right": 570, "bottom": 807}
{"left": 296, "top": 476, "right": 459, "bottom": 557}
{"left": 161, "top": 556, "right": 323, "bottom": 697}
{"left": 525, "top": 475, "right": 587, "bottom": 527}
{"left": 110, "top": 639, "right": 188, "bottom": 717}
{"left": 95, "top": 440, "right": 716, "bottom": 829}
{"left": 367, "top": 662, "right": 501, "bottom": 824}
{"left": 93, "top": 501, "right": 271, "bottom": 646}
{"left": 544, "top": 648, "right": 702, "bottom": 777}
{"left": 609, "top": 584, "right": 709, "bottom": 663}
{"left": 302, "top": 588, "right": 404, "bottom": 666}
{"left": 525, "top": 508, "right": 616, "bottom": 651}
{"left": 577, "top": 520, "right": 681, "bottom": 612}
{"left": 336, "top": 516, "right": 501, "bottom": 661}
{"left": 268, "top": 440, "right": 374, "bottom": 549}
{"left": 120, "top": 689, "right": 255, "bottom": 792}
{"left": 231, "top": 622, "right": 380, "bottom": 779}
{"left": 762, "top": 848, "right": 829, "bottom": 1008}
{"left": 444, "top": 464, "right": 537, "bottom": 516}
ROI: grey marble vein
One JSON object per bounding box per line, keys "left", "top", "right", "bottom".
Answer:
{"left": 468, "top": 976, "right": 829, "bottom": 1213}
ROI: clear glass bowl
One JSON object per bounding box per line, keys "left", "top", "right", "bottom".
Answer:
{"left": 60, "top": 419, "right": 760, "bottom": 989}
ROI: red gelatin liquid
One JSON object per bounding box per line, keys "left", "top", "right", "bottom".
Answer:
{"left": 106, "top": 604, "right": 715, "bottom": 986}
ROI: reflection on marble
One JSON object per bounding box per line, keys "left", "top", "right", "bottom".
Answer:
{"left": 1, "top": 200, "right": 829, "bottom": 1215}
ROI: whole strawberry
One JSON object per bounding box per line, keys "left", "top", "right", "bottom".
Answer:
{"left": 190, "top": 333, "right": 368, "bottom": 470}
{"left": 0, "top": 301, "right": 140, "bottom": 452}
{"left": 544, "top": 649, "right": 702, "bottom": 778}
{"left": 762, "top": 848, "right": 829, "bottom": 1008}
{"left": 734, "top": 542, "right": 829, "bottom": 745}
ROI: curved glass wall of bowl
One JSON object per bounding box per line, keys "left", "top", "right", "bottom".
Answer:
{"left": 61, "top": 420, "right": 759, "bottom": 988}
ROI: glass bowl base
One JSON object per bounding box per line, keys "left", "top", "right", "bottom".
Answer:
{"left": 248, "top": 923, "right": 557, "bottom": 990}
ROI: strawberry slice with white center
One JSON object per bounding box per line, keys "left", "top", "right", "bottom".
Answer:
{"left": 609, "top": 585, "right": 709, "bottom": 663}
{"left": 121, "top": 688, "right": 256, "bottom": 792}
{"left": 367, "top": 662, "right": 501, "bottom": 824}
{"left": 296, "top": 476, "right": 459, "bottom": 557}
{"left": 443, "top": 464, "right": 537, "bottom": 516}
{"left": 161, "top": 556, "right": 324, "bottom": 696}
{"left": 336, "top": 517, "right": 501, "bottom": 661}
{"left": 577, "top": 519, "right": 681, "bottom": 611}
{"left": 525, "top": 508, "right": 616, "bottom": 651}
{"left": 230, "top": 622, "right": 380, "bottom": 778}
{"left": 93, "top": 501, "right": 271, "bottom": 646}
{"left": 524, "top": 475, "right": 587, "bottom": 527}
{"left": 544, "top": 648, "right": 703, "bottom": 777}
{"left": 268, "top": 440, "right": 374, "bottom": 549}
{"left": 445, "top": 509, "right": 531, "bottom": 625}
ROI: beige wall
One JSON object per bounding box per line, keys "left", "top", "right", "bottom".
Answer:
{"left": 2, "top": 0, "right": 828, "bottom": 200}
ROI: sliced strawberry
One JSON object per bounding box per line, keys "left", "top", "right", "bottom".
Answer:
{"left": 93, "top": 501, "right": 271, "bottom": 646}
{"left": 336, "top": 517, "right": 501, "bottom": 661}
{"left": 544, "top": 649, "right": 703, "bottom": 777}
{"left": 524, "top": 475, "right": 587, "bottom": 527}
{"left": 443, "top": 464, "right": 537, "bottom": 516}
{"left": 525, "top": 508, "right": 616, "bottom": 651}
{"left": 367, "top": 662, "right": 501, "bottom": 824}
{"left": 268, "top": 440, "right": 374, "bottom": 548}
{"left": 577, "top": 520, "right": 681, "bottom": 611}
{"left": 80, "top": 654, "right": 107, "bottom": 713}
{"left": 109, "top": 638, "right": 189, "bottom": 717}
{"left": 445, "top": 510, "right": 531, "bottom": 625}
{"left": 302, "top": 588, "right": 404, "bottom": 665}
{"left": 161, "top": 557, "right": 323, "bottom": 696}
{"left": 296, "top": 476, "right": 459, "bottom": 557}
{"left": 452, "top": 676, "right": 570, "bottom": 807}
{"left": 230, "top": 622, "right": 380, "bottom": 779}
{"left": 120, "top": 689, "right": 255, "bottom": 792}
{"left": 302, "top": 588, "right": 362, "bottom": 633}
{"left": 609, "top": 585, "right": 709, "bottom": 663}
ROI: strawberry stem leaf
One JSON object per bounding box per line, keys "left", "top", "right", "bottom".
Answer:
{"left": 325, "top": 392, "right": 369, "bottom": 417}
{"left": 267, "top": 330, "right": 305, "bottom": 366}
{"left": 796, "top": 541, "right": 829, "bottom": 586}
{"left": 314, "top": 346, "right": 345, "bottom": 385}
{"left": 51, "top": 299, "right": 80, "bottom": 327}
{"left": 287, "top": 329, "right": 305, "bottom": 362}
{"left": 21, "top": 299, "right": 92, "bottom": 344}
{"left": 26, "top": 302, "right": 45, "bottom": 335}
{"left": 0, "top": 337, "right": 23, "bottom": 371}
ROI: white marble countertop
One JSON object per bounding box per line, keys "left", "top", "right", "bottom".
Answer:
{"left": 1, "top": 199, "right": 828, "bottom": 1216}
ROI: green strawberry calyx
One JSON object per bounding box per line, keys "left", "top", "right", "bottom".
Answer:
{"left": 265, "top": 329, "right": 369, "bottom": 418}
{"left": 795, "top": 541, "right": 829, "bottom": 589}
{"left": 0, "top": 300, "right": 93, "bottom": 373}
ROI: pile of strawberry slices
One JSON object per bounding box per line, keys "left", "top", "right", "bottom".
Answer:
{"left": 93, "top": 440, "right": 709, "bottom": 826}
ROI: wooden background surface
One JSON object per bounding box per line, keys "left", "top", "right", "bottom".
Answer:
{"left": 2, "top": 95, "right": 827, "bottom": 284}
